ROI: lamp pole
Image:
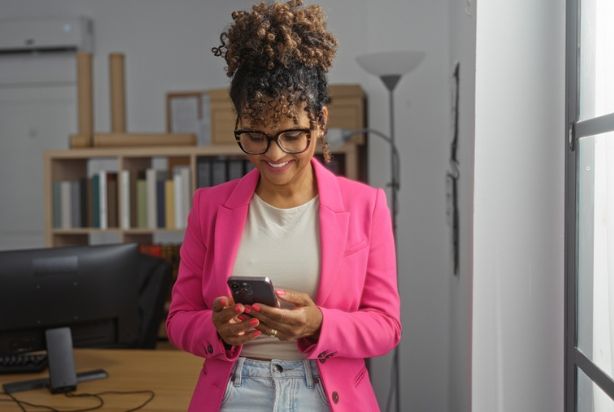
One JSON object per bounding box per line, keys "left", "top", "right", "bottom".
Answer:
{"left": 355, "top": 50, "right": 425, "bottom": 412}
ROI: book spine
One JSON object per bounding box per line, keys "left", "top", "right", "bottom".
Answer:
{"left": 92, "top": 174, "right": 100, "bottom": 228}
{"left": 70, "top": 180, "right": 81, "bottom": 229}
{"left": 227, "top": 158, "right": 244, "bottom": 180}
{"left": 80, "top": 178, "right": 88, "bottom": 228}
{"left": 156, "top": 178, "right": 166, "bottom": 229}
{"left": 165, "top": 180, "right": 175, "bottom": 230}
{"left": 60, "top": 181, "right": 71, "bottom": 229}
{"left": 197, "top": 158, "right": 212, "bottom": 187}
{"left": 52, "top": 181, "right": 62, "bottom": 229}
{"left": 211, "top": 157, "right": 227, "bottom": 185}
{"left": 129, "top": 171, "right": 138, "bottom": 229}
{"left": 119, "top": 170, "right": 130, "bottom": 229}
{"left": 146, "top": 169, "right": 157, "bottom": 229}
{"left": 99, "top": 170, "right": 107, "bottom": 229}
{"left": 107, "top": 172, "right": 119, "bottom": 228}
{"left": 137, "top": 178, "right": 147, "bottom": 228}
{"left": 173, "top": 171, "right": 183, "bottom": 229}
{"left": 181, "top": 167, "right": 191, "bottom": 225}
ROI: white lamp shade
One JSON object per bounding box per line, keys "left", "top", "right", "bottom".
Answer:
{"left": 356, "top": 50, "right": 425, "bottom": 77}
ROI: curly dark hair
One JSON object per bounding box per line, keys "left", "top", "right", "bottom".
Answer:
{"left": 212, "top": 0, "right": 337, "bottom": 161}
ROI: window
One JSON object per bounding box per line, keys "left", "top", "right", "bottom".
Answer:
{"left": 566, "top": 0, "right": 614, "bottom": 410}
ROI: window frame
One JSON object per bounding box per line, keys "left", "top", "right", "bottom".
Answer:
{"left": 565, "top": 0, "right": 614, "bottom": 410}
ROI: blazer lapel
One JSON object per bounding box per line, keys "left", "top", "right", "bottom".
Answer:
{"left": 210, "top": 169, "right": 259, "bottom": 294}
{"left": 312, "top": 159, "right": 349, "bottom": 306}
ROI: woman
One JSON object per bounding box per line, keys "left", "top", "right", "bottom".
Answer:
{"left": 166, "top": 1, "right": 401, "bottom": 411}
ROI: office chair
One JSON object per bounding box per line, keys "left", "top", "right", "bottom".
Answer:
{"left": 136, "top": 253, "right": 172, "bottom": 349}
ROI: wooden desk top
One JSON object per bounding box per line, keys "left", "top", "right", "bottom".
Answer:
{"left": 0, "top": 349, "right": 203, "bottom": 411}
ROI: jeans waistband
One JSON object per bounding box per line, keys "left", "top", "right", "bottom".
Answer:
{"left": 231, "top": 357, "right": 320, "bottom": 389}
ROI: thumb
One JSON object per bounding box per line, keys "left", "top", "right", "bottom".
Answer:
{"left": 275, "top": 289, "right": 313, "bottom": 307}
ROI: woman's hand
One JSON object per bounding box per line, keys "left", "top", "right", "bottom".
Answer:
{"left": 249, "top": 289, "right": 323, "bottom": 341}
{"left": 212, "top": 296, "right": 262, "bottom": 347}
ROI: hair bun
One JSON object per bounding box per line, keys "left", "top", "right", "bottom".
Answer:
{"left": 213, "top": 0, "right": 337, "bottom": 77}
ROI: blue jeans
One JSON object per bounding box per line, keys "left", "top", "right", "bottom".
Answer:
{"left": 220, "top": 357, "right": 331, "bottom": 412}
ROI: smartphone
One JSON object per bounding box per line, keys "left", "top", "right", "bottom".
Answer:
{"left": 227, "top": 276, "right": 280, "bottom": 307}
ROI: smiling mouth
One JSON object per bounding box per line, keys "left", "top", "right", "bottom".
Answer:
{"left": 266, "top": 161, "right": 290, "bottom": 168}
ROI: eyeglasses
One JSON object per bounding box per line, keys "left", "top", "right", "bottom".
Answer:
{"left": 234, "top": 121, "right": 312, "bottom": 155}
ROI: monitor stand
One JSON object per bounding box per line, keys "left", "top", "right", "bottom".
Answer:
{"left": 2, "top": 327, "right": 108, "bottom": 394}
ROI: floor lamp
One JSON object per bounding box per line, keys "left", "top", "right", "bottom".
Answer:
{"left": 355, "top": 50, "right": 425, "bottom": 412}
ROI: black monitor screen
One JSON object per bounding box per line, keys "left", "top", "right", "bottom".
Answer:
{"left": 0, "top": 243, "right": 141, "bottom": 355}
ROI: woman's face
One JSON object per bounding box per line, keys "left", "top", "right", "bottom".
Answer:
{"left": 239, "top": 106, "right": 326, "bottom": 192}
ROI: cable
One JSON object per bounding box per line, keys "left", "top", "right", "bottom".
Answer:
{"left": 0, "top": 389, "right": 155, "bottom": 412}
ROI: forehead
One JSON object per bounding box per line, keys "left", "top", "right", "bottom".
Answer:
{"left": 239, "top": 107, "right": 312, "bottom": 130}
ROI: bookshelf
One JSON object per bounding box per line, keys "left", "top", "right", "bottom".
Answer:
{"left": 43, "top": 142, "right": 363, "bottom": 247}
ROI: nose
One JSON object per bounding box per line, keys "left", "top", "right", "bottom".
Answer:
{"left": 264, "top": 139, "right": 286, "bottom": 161}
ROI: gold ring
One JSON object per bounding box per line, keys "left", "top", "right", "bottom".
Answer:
{"left": 271, "top": 329, "right": 278, "bottom": 337}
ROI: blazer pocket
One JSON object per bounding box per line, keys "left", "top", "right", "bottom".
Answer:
{"left": 344, "top": 239, "right": 369, "bottom": 257}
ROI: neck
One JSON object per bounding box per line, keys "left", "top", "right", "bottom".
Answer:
{"left": 256, "top": 164, "right": 317, "bottom": 208}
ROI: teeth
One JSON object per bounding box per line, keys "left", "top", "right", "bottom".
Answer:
{"left": 267, "top": 161, "right": 289, "bottom": 168}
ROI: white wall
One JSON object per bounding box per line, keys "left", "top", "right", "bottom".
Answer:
{"left": 473, "top": 0, "right": 565, "bottom": 411}
{"left": 447, "top": 0, "right": 476, "bottom": 411}
{"left": 0, "top": 1, "right": 454, "bottom": 410}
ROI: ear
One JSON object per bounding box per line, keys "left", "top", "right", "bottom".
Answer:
{"left": 318, "top": 106, "right": 329, "bottom": 139}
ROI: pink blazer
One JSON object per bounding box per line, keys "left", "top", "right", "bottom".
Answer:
{"left": 166, "top": 158, "right": 401, "bottom": 412}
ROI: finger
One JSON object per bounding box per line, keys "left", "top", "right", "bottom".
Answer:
{"left": 275, "top": 289, "right": 313, "bottom": 307}
{"left": 251, "top": 304, "right": 300, "bottom": 326}
{"left": 225, "top": 317, "right": 260, "bottom": 337}
{"left": 226, "top": 329, "right": 262, "bottom": 346}
{"left": 215, "top": 305, "right": 244, "bottom": 325}
{"left": 212, "top": 296, "right": 231, "bottom": 312}
{"left": 252, "top": 313, "right": 295, "bottom": 334}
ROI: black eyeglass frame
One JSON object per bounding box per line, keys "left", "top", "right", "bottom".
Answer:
{"left": 233, "top": 119, "right": 313, "bottom": 155}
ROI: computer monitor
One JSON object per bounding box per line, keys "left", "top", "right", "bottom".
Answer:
{"left": 0, "top": 243, "right": 141, "bottom": 355}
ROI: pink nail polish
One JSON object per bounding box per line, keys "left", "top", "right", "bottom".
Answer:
{"left": 252, "top": 304, "right": 261, "bottom": 312}
{"left": 234, "top": 304, "right": 243, "bottom": 314}
{"left": 276, "top": 289, "right": 286, "bottom": 296}
{"left": 252, "top": 331, "right": 262, "bottom": 337}
{"left": 249, "top": 318, "right": 259, "bottom": 327}
{"left": 244, "top": 306, "right": 252, "bottom": 314}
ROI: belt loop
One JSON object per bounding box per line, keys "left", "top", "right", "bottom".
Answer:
{"left": 303, "top": 360, "right": 314, "bottom": 388}
{"left": 233, "top": 357, "right": 246, "bottom": 387}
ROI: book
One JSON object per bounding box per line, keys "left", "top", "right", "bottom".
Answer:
{"left": 179, "top": 166, "right": 191, "bottom": 227}
{"left": 80, "top": 177, "right": 89, "bottom": 228}
{"left": 98, "top": 170, "right": 107, "bottom": 229}
{"left": 129, "top": 170, "right": 138, "bottom": 229}
{"left": 107, "top": 172, "right": 119, "bottom": 228}
{"left": 211, "top": 157, "right": 227, "bottom": 185}
{"left": 146, "top": 169, "right": 157, "bottom": 229}
{"left": 227, "top": 158, "right": 244, "bottom": 180}
{"left": 156, "top": 170, "right": 166, "bottom": 229}
{"left": 137, "top": 176, "right": 148, "bottom": 228}
{"left": 165, "top": 179, "right": 175, "bottom": 229}
{"left": 197, "top": 158, "right": 212, "bottom": 187}
{"left": 92, "top": 174, "right": 100, "bottom": 228}
{"left": 119, "top": 170, "right": 130, "bottom": 229}
{"left": 52, "top": 181, "right": 61, "bottom": 228}
{"left": 60, "top": 181, "right": 71, "bottom": 229}
{"left": 70, "top": 180, "right": 81, "bottom": 229}
{"left": 173, "top": 170, "right": 183, "bottom": 229}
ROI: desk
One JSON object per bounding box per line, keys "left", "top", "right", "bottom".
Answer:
{"left": 0, "top": 349, "right": 203, "bottom": 411}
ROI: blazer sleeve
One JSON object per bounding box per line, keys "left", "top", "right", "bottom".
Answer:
{"left": 298, "top": 188, "right": 401, "bottom": 359}
{"left": 166, "top": 189, "right": 241, "bottom": 361}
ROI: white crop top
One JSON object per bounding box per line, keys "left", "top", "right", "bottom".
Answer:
{"left": 232, "top": 193, "right": 320, "bottom": 360}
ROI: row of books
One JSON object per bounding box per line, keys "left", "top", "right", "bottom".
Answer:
{"left": 52, "top": 167, "right": 192, "bottom": 230}
{"left": 197, "top": 157, "right": 254, "bottom": 188}
{"left": 196, "top": 154, "right": 344, "bottom": 188}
